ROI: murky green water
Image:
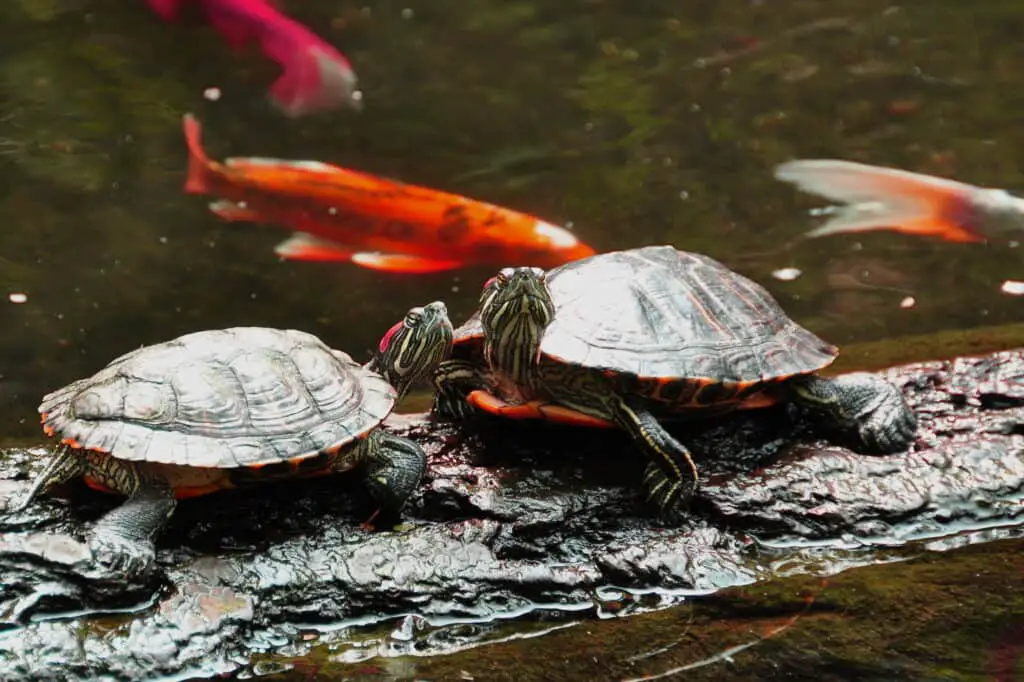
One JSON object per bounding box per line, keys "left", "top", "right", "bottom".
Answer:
{"left": 1, "top": 0, "right": 1020, "bottom": 440}
{"left": 0, "top": 1, "right": 1022, "bottom": 677}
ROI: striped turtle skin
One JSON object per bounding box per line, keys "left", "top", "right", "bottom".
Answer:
{"left": 435, "top": 247, "right": 916, "bottom": 521}
{"left": 16, "top": 301, "right": 455, "bottom": 577}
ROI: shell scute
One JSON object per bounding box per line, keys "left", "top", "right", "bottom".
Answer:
{"left": 538, "top": 246, "right": 838, "bottom": 384}
{"left": 38, "top": 327, "right": 396, "bottom": 469}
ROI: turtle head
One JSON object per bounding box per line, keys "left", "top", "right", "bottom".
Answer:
{"left": 478, "top": 266, "right": 555, "bottom": 379}
{"left": 370, "top": 301, "right": 454, "bottom": 400}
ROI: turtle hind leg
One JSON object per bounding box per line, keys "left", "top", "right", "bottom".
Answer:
{"left": 610, "top": 399, "right": 699, "bottom": 521}
{"left": 87, "top": 458, "right": 176, "bottom": 577}
{"left": 361, "top": 431, "right": 426, "bottom": 521}
{"left": 789, "top": 372, "right": 918, "bottom": 454}
{"left": 8, "top": 445, "right": 84, "bottom": 513}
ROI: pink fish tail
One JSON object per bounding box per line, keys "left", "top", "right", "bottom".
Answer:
{"left": 146, "top": 0, "right": 188, "bottom": 22}
{"left": 197, "top": 0, "right": 358, "bottom": 117}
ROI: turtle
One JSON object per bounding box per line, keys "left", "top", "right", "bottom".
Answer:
{"left": 432, "top": 245, "right": 917, "bottom": 518}
{"left": 12, "top": 301, "right": 454, "bottom": 575}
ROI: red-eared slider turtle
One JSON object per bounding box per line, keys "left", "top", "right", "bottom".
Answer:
{"left": 14, "top": 302, "right": 453, "bottom": 575}
{"left": 433, "top": 246, "right": 917, "bottom": 518}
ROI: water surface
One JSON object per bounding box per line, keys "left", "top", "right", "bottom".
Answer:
{"left": 1, "top": 1, "right": 1021, "bottom": 438}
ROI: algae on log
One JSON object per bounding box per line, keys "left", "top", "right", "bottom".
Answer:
{"left": 0, "top": 348, "right": 1021, "bottom": 680}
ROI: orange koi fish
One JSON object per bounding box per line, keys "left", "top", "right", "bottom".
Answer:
{"left": 181, "top": 114, "right": 596, "bottom": 274}
{"left": 774, "top": 159, "right": 1024, "bottom": 243}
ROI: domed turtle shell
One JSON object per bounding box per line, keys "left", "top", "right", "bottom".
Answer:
{"left": 455, "top": 245, "right": 838, "bottom": 386}
{"left": 38, "top": 327, "right": 396, "bottom": 469}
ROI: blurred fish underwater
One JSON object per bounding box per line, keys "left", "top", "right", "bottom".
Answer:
{"left": 775, "top": 159, "right": 1024, "bottom": 244}
{"left": 182, "top": 114, "right": 597, "bottom": 274}
{"left": 147, "top": 0, "right": 361, "bottom": 116}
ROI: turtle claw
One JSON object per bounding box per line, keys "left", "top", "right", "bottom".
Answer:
{"left": 432, "top": 390, "right": 481, "bottom": 421}
{"left": 792, "top": 373, "right": 918, "bottom": 455}
{"left": 641, "top": 463, "right": 694, "bottom": 525}
{"left": 88, "top": 531, "right": 158, "bottom": 580}
{"left": 831, "top": 373, "right": 918, "bottom": 454}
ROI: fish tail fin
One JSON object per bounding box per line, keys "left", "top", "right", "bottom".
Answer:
{"left": 774, "top": 159, "right": 985, "bottom": 242}
{"left": 182, "top": 113, "right": 215, "bottom": 195}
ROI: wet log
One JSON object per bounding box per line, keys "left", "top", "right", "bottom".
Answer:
{"left": 0, "top": 350, "right": 1021, "bottom": 680}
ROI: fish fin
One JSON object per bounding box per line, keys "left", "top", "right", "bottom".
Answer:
{"left": 774, "top": 159, "right": 986, "bottom": 243}
{"left": 274, "top": 233, "right": 356, "bottom": 262}
{"left": 224, "top": 157, "right": 343, "bottom": 173}
{"left": 274, "top": 235, "right": 460, "bottom": 272}
{"left": 208, "top": 200, "right": 264, "bottom": 222}
{"left": 350, "top": 252, "right": 464, "bottom": 274}
{"left": 182, "top": 113, "right": 214, "bottom": 195}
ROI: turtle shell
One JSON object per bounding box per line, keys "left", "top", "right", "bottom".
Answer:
{"left": 38, "top": 327, "right": 396, "bottom": 469}
{"left": 454, "top": 245, "right": 838, "bottom": 384}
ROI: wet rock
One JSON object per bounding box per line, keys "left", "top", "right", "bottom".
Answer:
{"left": 0, "top": 350, "right": 1022, "bottom": 679}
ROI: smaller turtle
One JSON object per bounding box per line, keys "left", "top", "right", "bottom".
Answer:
{"left": 12, "top": 301, "right": 454, "bottom": 575}
{"left": 433, "top": 247, "right": 917, "bottom": 518}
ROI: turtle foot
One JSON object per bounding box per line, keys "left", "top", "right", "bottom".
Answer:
{"left": 792, "top": 373, "right": 918, "bottom": 454}
{"left": 848, "top": 374, "right": 918, "bottom": 454}
{"left": 641, "top": 462, "right": 695, "bottom": 525}
{"left": 363, "top": 432, "right": 428, "bottom": 519}
{"left": 432, "top": 392, "right": 481, "bottom": 421}
{"left": 88, "top": 530, "right": 159, "bottom": 580}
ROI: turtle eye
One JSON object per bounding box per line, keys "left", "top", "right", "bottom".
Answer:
{"left": 530, "top": 267, "right": 546, "bottom": 282}
{"left": 405, "top": 308, "right": 423, "bottom": 326}
{"left": 497, "top": 267, "right": 515, "bottom": 283}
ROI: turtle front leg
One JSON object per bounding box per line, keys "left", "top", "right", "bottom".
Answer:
{"left": 432, "top": 358, "right": 491, "bottom": 420}
{"left": 8, "top": 445, "right": 84, "bottom": 513}
{"left": 360, "top": 430, "right": 427, "bottom": 520}
{"left": 86, "top": 458, "right": 176, "bottom": 577}
{"left": 610, "top": 399, "right": 699, "bottom": 521}
{"left": 789, "top": 373, "right": 917, "bottom": 453}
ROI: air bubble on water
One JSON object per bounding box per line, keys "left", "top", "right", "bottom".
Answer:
{"left": 401, "top": 8, "right": 414, "bottom": 19}
{"left": 8, "top": 293, "right": 27, "bottom": 304}
{"left": 899, "top": 296, "right": 916, "bottom": 309}
{"left": 771, "top": 267, "right": 802, "bottom": 281}
{"left": 204, "top": 87, "right": 222, "bottom": 101}
{"left": 1000, "top": 280, "right": 1024, "bottom": 296}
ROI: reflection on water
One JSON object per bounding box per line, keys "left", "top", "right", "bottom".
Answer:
{"left": 0, "top": 0, "right": 1021, "bottom": 440}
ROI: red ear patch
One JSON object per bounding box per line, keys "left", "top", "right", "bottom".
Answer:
{"left": 379, "top": 320, "right": 403, "bottom": 353}
{"left": 482, "top": 276, "right": 497, "bottom": 290}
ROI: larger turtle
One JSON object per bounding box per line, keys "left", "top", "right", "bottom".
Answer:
{"left": 433, "top": 246, "right": 917, "bottom": 518}
{"left": 13, "top": 301, "right": 454, "bottom": 575}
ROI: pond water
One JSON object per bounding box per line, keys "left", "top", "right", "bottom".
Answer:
{"left": 1, "top": 0, "right": 1021, "bottom": 440}
{"left": 0, "top": 0, "right": 1022, "bottom": 679}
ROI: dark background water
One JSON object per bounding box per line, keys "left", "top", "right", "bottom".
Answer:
{"left": 0, "top": 0, "right": 1020, "bottom": 439}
